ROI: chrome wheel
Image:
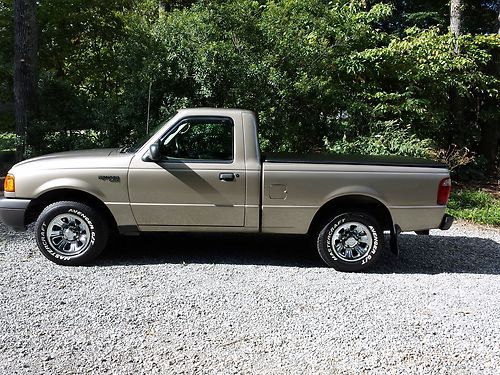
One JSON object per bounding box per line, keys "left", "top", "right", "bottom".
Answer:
{"left": 331, "top": 221, "right": 373, "bottom": 262}
{"left": 46, "top": 213, "right": 91, "bottom": 256}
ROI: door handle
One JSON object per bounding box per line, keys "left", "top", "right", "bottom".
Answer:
{"left": 219, "top": 173, "right": 235, "bottom": 182}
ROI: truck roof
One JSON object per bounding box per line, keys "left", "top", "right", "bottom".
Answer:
{"left": 177, "top": 107, "right": 255, "bottom": 116}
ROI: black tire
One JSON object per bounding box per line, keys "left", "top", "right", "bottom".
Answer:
{"left": 316, "top": 212, "right": 384, "bottom": 272}
{"left": 35, "top": 201, "right": 109, "bottom": 266}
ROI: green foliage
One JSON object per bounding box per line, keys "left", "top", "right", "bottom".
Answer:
{"left": 385, "top": 0, "right": 449, "bottom": 31}
{"left": 325, "top": 120, "right": 433, "bottom": 157}
{"left": 0, "top": 132, "right": 15, "bottom": 171}
{"left": 346, "top": 27, "right": 499, "bottom": 145}
{"left": 0, "top": 0, "right": 13, "bottom": 103}
{"left": 447, "top": 190, "right": 500, "bottom": 226}
{"left": 0, "top": 1, "right": 14, "bottom": 132}
{"left": 149, "top": 0, "right": 405, "bottom": 152}
{"left": 143, "top": 0, "right": 498, "bottom": 157}
{"left": 1, "top": 0, "right": 164, "bottom": 154}
{"left": 0, "top": 132, "right": 15, "bottom": 152}
{"left": 0, "top": 0, "right": 498, "bottom": 169}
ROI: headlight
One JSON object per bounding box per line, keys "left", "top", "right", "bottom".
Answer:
{"left": 4, "top": 174, "right": 15, "bottom": 192}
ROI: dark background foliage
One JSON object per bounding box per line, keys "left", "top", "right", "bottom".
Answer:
{"left": 1, "top": 0, "right": 499, "bottom": 178}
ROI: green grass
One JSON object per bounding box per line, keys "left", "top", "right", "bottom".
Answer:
{"left": 447, "top": 189, "right": 500, "bottom": 226}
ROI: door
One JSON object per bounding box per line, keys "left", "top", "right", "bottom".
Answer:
{"left": 128, "top": 116, "right": 246, "bottom": 227}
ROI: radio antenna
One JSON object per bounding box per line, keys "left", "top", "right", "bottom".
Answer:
{"left": 146, "top": 81, "right": 152, "bottom": 134}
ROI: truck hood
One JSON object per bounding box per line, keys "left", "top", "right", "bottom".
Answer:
{"left": 10, "top": 148, "right": 134, "bottom": 172}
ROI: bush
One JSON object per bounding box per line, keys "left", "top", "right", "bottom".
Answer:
{"left": 0, "top": 132, "right": 15, "bottom": 152}
{"left": 447, "top": 190, "right": 500, "bottom": 226}
{"left": 26, "top": 126, "right": 102, "bottom": 157}
{"left": 325, "top": 120, "right": 433, "bottom": 158}
{"left": 2, "top": 0, "right": 498, "bottom": 167}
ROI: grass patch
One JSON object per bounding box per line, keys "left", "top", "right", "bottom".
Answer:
{"left": 447, "top": 189, "right": 500, "bottom": 226}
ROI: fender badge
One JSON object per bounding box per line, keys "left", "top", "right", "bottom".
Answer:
{"left": 98, "top": 176, "right": 121, "bottom": 183}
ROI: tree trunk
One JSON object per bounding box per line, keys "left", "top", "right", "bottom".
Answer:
{"left": 450, "top": 0, "right": 464, "bottom": 37}
{"left": 13, "top": 0, "right": 37, "bottom": 161}
{"left": 497, "top": 0, "right": 500, "bottom": 34}
{"left": 449, "top": 0, "right": 466, "bottom": 146}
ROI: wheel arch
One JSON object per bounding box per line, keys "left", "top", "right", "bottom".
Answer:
{"left": 308, "top": 194, "right": 393, "bottom": 235}
{"left": 25, "top": 188, "right": 117, "bottom": 230}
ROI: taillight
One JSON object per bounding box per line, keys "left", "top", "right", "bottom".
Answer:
{"left": 437, "top": 177, "right": 451, "bottom": 205}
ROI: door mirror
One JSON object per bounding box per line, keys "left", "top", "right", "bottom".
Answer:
{"left": 148, "top": 142, "right": 161, "bottom": 162}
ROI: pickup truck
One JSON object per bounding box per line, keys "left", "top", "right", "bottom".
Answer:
{"left": 0, "top": 108, "right": 453, "bottom": 271}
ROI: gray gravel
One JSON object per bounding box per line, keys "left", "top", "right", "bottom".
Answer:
{"left": 0, "top": 220, "right": 499, "bottom": 374}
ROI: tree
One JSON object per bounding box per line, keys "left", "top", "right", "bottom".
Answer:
{"left": 13, "top": 0, "right": 37, "bottom": 161}
{"left": 159, "top": 0, "right": 196, "bottom": 14}
{"left": 3, "top": 0, "right": 498, "bottom": 174}
{"left": 450, "top": 0, "right": 464, "bottom": 42}
{"left": 0, "top": 1, "right": 14, "bottom": 133}
{"left": 498, "top": 0, "right": 500, "bottom": 33}
{"left": 449, "top": 0, "right": 466, "bottom": 147}
{"left": 478, "top": 2, "right": 500, "bottom": 169}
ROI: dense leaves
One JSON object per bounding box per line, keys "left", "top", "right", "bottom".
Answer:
{"left": 0, "top": 0, "right": 499, "bottom": 175}
{"left": 448, "top": 189, "right": 500, "bottom": 225}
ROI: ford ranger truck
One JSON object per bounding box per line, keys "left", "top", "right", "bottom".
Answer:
{"left": 0, "top": 108, "right": 453, "bottom": 271}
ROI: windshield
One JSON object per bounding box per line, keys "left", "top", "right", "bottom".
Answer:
{"left": 122, "top": 121, "right": 168, "bottom": 153}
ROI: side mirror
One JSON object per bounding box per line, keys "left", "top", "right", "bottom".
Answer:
{"left": 147, "top": 143, "right": 161, "bottom": 162}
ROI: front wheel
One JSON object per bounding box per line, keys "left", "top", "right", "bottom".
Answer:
{"left": 35, "top": 201, "right": 109, "bottom": 266}
{"left": 316, "top": 212, "right": 384, "bottom": 272}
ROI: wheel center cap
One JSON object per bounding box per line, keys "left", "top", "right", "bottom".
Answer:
{"left": 63, "top": 228, "right": 77, "bottom": 241}
{"left": 345, "top": 237, "right": 358, "bottom": 247}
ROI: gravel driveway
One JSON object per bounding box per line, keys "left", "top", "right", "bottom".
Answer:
{"left": 0, "top": 221, "right": 499, "bottom": 374}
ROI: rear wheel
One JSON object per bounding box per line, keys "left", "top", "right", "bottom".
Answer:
{"left": 35, "top": 201, "right": 109, "bottom": 265}
{"left": 316, "top": 212, "right": 383, "bottom": 272}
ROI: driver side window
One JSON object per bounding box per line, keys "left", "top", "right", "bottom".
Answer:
{"left": 161, "top": 118, "right": 234, "bottom": 161}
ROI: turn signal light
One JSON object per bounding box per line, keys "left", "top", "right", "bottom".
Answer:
{"left": 437, "top": 177, "right": 451, "bottom": 205}
{"left": 4, "top": 174, "right": 15, "bottom": 192}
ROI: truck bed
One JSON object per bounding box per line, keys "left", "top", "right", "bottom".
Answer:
{"left": 263, "top": 153, "right": 447, "bottom": 169}
{"left": 261, "top": 152, "right": 449, "bottom": 234}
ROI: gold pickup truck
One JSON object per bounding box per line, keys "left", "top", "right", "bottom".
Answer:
{"left": 0, "top": 108, "right": 453, "bottom": 271}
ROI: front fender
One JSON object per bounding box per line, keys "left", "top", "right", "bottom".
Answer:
{"left": 33, "top": 178, "right": 104, "bottom": 200}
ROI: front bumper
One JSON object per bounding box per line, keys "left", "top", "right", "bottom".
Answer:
{"left": 0, "top": 197, "right": 31, "bottom": 232}
{"left": 439, "top": 213, "right": 454, "bottom": 230}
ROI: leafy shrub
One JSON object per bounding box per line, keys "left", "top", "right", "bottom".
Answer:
{"left": 447, "top": 190, "right": 500, "bottom": 226}
{"left": 325, "top": 121, "right": 433, "bottom": 158}
{"left": 1, "top": 0, "right": 498, "bottom": 168}
{"left": 0, "top": 132, "right": 15, "bottom": 152}
{"left": 26, "top": 126, "right": 102, "bottom": 158}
